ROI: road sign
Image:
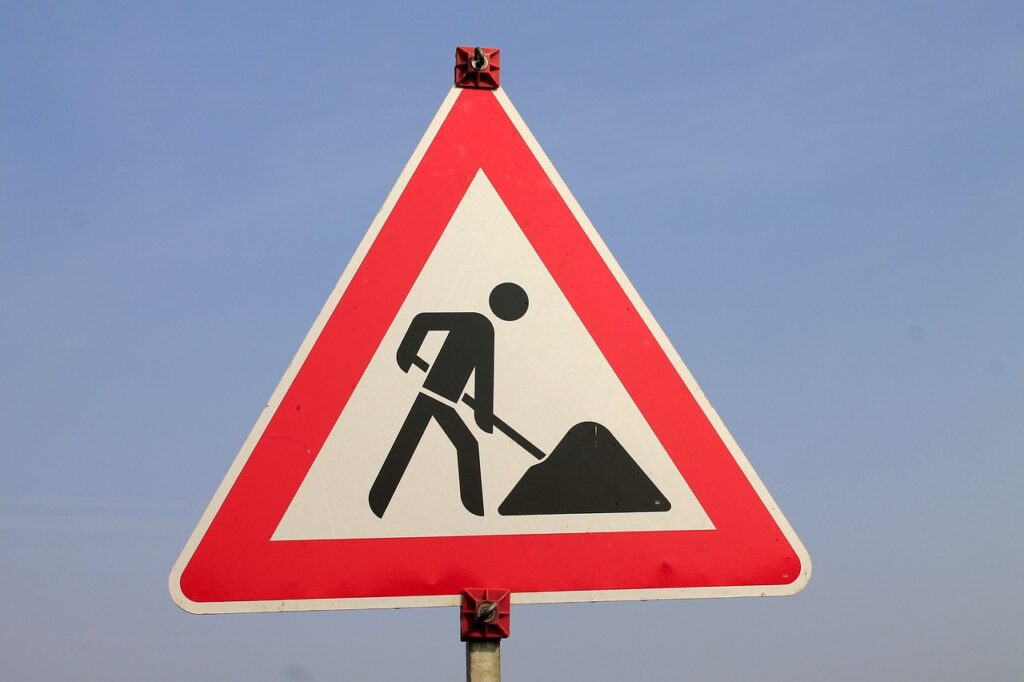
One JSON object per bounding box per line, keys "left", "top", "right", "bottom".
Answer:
{"left": 170, "top": 84, "right": 810, "bottom": 614}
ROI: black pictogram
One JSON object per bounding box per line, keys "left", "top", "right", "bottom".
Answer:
{"left": 368, "top": 282, "right": 670, "bottom": 518}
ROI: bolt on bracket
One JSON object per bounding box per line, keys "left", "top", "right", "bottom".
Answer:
{"left": 455, "top": 46, "right": 501, "bottom": 89}
{"left": 460, "top": 588, "right": 511, "bottom": 640}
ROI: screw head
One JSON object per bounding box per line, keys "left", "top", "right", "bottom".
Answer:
{"left": 475, "top": 601, "right": 498, "bottom": 623}
{"left": 470, "top": 47, "right": 489, "bottom": 71}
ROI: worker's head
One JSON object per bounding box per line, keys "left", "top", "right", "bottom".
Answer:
{"left": 489, "top": 282, "right": 528, "bottom": 321}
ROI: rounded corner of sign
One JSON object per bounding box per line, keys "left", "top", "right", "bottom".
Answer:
{"left": 774, "top": 572, "right": 812, "bottom": 598}
{"left": 774, "top": 543, "right": 813, "bottom": 597}
{"left": 167, "top": 564, "right": 206, "bottom": 615}
{"left": 168, "top": 584, "right": 202, "bottom": 615}
{"left": 790, "top": 549, "right": 813, "bottom": 594}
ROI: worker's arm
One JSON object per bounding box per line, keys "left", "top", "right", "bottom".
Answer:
{"left": 472, "top": 327, "right": 495, "bottom": 434}
{"left": 396, "top": 313, "right": 440, "bottom": 373}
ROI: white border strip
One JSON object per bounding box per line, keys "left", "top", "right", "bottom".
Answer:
{"left": 169, "top": 87, "right": 810, "bottom": 614}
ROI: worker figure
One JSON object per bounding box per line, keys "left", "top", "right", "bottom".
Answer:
{"left": 368, "top": 282, "right": 530, "bottom": 518}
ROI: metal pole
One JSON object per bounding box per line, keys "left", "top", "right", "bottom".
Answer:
{"left": 461, "top": 590, "right": 508, "bottom": 682}
{"left": 466, "top": 639, "right": 500, "bottom": 682}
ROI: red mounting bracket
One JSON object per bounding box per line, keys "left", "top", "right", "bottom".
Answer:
{"left": 455, "top": 46, "right": 501, "bottom": 89}
{"left": 460, "top": 588, "right": 511, "bottom": 641}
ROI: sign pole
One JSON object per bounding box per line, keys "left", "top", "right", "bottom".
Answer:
{"left": 466, "top": 640, "right": 501, "bottom": 682}
{"left": 461, "top": 589, "right": 510, "bottom": 682}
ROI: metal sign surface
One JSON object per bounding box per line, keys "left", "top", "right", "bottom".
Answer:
{"left": 170, "top": 86, "right": 810, "bottom": 613}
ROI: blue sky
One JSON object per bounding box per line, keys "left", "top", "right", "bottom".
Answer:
{"left": 2, "top": 2, "right": 1022, "bottom": 680}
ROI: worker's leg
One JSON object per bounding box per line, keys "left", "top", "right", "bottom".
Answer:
{"left": 432, "top": 403, "right": 484, "bottom": 516}
{"left": 368, "top": 394, "right": 435, "bottom": 517}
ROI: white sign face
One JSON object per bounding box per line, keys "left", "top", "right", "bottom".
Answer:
{"left": 273, "top": 172, "right": 714, "bottom": 541}
{"left": 170, "top": 85, "right": 809, "bottom": 615}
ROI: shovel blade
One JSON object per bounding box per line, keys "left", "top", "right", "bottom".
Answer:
{"left": 498, "top": 422, "right": 671, "bottom": 516}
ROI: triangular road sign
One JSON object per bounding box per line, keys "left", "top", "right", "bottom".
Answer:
{"left": 170, "top": 86, "right": 810, "bottom": 613}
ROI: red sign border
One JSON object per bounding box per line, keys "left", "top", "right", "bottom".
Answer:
{"left": 170, "top": 87, "right": 809, "bottom": 612}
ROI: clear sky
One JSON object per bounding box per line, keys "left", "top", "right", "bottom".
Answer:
{"left": 2, "top": 2, "right": 1022, "bottom": 680}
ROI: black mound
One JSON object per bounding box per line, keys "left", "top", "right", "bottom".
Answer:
{"left": 498, "top": 422, "right": 671, "bottom": 516}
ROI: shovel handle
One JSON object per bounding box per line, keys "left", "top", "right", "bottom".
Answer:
{"left": 410, "top": 359, "right": 546, "bottom": 460}
{"left": 462, "top": 394, "right": 546, "bottom": 461}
